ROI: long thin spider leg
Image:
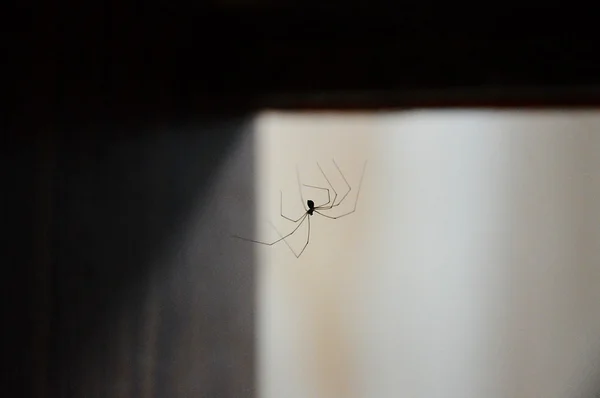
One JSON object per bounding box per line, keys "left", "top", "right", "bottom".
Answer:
{"left": 267, "top": 220, "right": 300, "bottom": 257}
{"left": 329, "top": 158, "right": 352, "bottom": 208}
{"left": 303, "top": 184, "right": 330, "bottom": 208}
{"left": 232, "top": 213, "right": 308, "bottom": 246}
{"left": 268, "top": 214, "right": 311, "bottom": 258}
{"left": 314, "top": 162, "right": 338, "bottom": 210}
{"left": 298, "top": 215, "right": 311, "bottom": 257}
{"left": 280, "top": 191, "right": 306, "bottom": 223}
{"left": 315, "top": 160, "right": 368, "bottom": 219}
{"left": 296, "top": 165, "right": 308, "bottom": 212}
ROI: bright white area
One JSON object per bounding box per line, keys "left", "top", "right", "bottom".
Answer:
{"left": 255, "top": 110, "right": 600, "bottom": 398}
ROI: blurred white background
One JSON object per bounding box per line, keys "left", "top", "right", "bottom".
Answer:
{"left": 252, "top": 110, "right": 600, "bottom": 398}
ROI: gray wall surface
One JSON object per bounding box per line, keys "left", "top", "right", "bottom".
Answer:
{"left": 29, "top": 120, "right": 256, "bottom": 397}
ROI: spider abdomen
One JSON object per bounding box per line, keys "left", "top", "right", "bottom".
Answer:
{"left": 307, "top": 200, "right": 315, "bottom": 215}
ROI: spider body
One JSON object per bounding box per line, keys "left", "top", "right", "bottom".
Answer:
{"left": 233, "top": 159, "right": 367, "bottom": 258}
{"left": 306, "top": 200, "right": 315, "bottom": 215}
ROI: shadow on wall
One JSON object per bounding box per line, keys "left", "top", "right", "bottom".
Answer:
{"left": 10, "top": 116, "right": 257, "bottom": 397}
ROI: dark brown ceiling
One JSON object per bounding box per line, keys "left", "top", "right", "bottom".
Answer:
{"left": 10, "top": 5, "right": 600, "bottom": 134}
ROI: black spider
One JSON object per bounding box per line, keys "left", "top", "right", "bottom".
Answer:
{"left": 233, "top": 159, "right": 367, "bottom": 258}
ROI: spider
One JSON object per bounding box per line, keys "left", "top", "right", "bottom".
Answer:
{"left": 232, "top": 159, "right": 368, "bottom": 258}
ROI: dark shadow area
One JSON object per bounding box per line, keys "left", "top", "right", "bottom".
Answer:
{"left": 6, "top": 120, "right": 257, "bottom": 398}
{"left": 51, "top": 122, "right": 255, "bottom": 397}
{"left": 12, "top": 5, "right": 600, "bottom": 123}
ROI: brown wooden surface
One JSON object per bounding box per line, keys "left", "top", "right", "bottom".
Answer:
{"left": 12, "top": 5, "right": 600, "bottom": 126}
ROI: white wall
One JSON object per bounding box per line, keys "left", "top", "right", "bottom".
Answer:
{"left": 254, "top": 110, "right": 600, "bottom": 398}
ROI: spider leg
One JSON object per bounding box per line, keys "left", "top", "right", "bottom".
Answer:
{"left": 232, "top": 213, "right": 308, "bottom": 247}
{"left": 300, "top": 215, "right": 311, "bottom": 257}
{"left": 315, "top": 160, "right": 367, "bottom": 218}
{"left": 280, "top": 191, "right": 307, "bottom": 223}
{"left": 327, "top": 158, "right": 353, "bottom": 209}
{"left": 268, "top": 220, "right": 299, "bottom": 257}
{"left": 303, "top": 184, "right": 330, "bottom": 208}
{"left": 313, "top": 162, "right": 338, "bottom": 210}
{"left": 268, "top": 213, "right": 311, "bottom": 258}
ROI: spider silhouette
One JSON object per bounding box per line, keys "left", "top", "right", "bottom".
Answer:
{"left": 232, "top": 159, "right": 368, "bottom": 258}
